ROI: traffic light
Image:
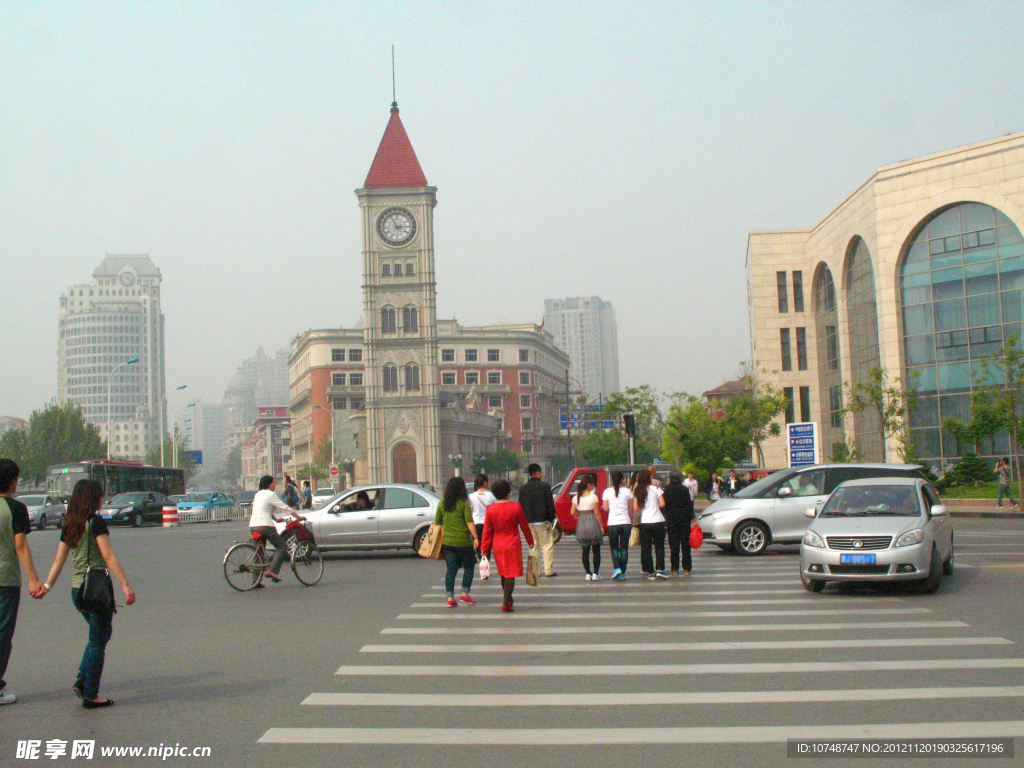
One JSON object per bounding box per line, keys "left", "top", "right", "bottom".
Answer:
{"left": 623, "top": 413, "right": 636, "bottom": 437}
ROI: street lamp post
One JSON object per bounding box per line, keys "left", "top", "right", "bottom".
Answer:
{"left": 312, "top": 404, "right": 336, "bottom": 486}
{"left": 160, "top": 384, "right": 187, "bottom": 467}
{"left": 106, "top": 357, "right": 140, "bottom": 460}
{"left": 287, "top": 414, "right": 313, "bottom": 482}
{"left": 171, "top": 402, "right": 195, "bottom": 469}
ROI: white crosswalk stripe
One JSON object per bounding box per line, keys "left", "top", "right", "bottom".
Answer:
{"left": 259, "top": 545, "right": 1024, "bottom": 749}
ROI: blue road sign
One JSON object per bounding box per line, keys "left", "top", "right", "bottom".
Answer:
{"left": 183, "top": 450, "right": 203, "bottom": 465}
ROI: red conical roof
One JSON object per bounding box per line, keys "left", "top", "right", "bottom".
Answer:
{"left": 363, "top": 104, "right": 428, "bottom": 189}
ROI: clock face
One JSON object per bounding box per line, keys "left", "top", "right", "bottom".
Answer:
{"left": 119, "top": 271, "right": 136, "bottom": 287}
{"left": 376, "top": 207, "right": 416, "bottom": 246}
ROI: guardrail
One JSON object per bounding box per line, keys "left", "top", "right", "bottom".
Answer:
{"left": 174, "top": 505, "right": 250, "bottom": 525}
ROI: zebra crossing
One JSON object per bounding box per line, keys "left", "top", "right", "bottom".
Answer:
{"left": 259, "top": 545, "right": 1024, "bottom": 754}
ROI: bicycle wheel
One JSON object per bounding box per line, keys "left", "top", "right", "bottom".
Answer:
{"left": 224, "top": 543, "right": 265, "bottom": 592}
{"left": 291, "top": 541, "right": 323, "bottom": 586}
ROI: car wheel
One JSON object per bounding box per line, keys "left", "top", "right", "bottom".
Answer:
{"left": 801, "top": 572, "right": 825, "bottom": 593}
{"left": 918, "top": 545, "right": 943, "bottom": 594}
{"left": 37, "top": 514, "right": 47, "bottom": 531}
{"left": 412, "top": 527, "right": 428, "bottom": 553}
{"left": 131, "top": 512, "right": 143, "bottom": 528}
{"left": 942, "top": 534, "right": 954, "bottom": 576}
{"left": 733, "top": 521, "right": 770, "bottom": 556}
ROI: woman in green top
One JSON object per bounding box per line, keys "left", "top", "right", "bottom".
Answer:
{"left": 434, "top": 477, "right": 479, "bottom": 607}
{"left": 41, "top": 480, "right": 135, "bottom": 709}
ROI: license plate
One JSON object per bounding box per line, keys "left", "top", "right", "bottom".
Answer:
{"left": 102, "top": 514, "right": 113, "bottom": 519}
{"left": 840, "top": 553, "right": 876, "bottom": 564}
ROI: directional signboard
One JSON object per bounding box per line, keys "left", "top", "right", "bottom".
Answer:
{"left": 787, "top": 423, "right": 820, "bottom": 468}
{"left": 183, "top": 450, "right": 203, "bottom": 466}
{"left": 559, "top": 405, "right": 615, "bottom": 431}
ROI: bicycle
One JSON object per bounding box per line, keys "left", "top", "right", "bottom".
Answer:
{"left": 223, "top": 519, "right": 324, "bottom": 591}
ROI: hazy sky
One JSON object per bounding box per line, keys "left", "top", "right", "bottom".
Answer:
{"left": 3, "top": 1, "right": 1024, "bottom": 418}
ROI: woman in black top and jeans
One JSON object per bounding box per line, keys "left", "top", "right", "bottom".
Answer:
{"left": 662, "top": 471, "right": 695, "bottom": 575}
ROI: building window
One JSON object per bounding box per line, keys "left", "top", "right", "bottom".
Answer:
{"left": 331, "top": 372, "right": 346, "bottom": 386}
{"left": 796, "top": 327, "right": 808, "bottom": 370}
{"left": 403, "top": 306, "right": 418, "bottom": 333}
{"left": 465, "top": 371, "right": 480, "bottom": 385}
{"left": 815, "top": 263, "right": 845, "bottom": 450}
{"left": 405, "top": 263, "right": 415, "bottom": 275}
{"left": 441, "top": 349, "right": 455, "bottom": 362}
{"left": 332, "top": 348, "right": 345, "bottom": 362}
{"left": 777, "top": 271, "right": 789, "bottom": 313}
{"left": 519, "top": 371, "right": 531, "bottom": 386}
{"left": 487, "top": 371, "right": 502, "bottom": 385}
{"left": 404, "top": 364, "right": 420, "bottom": 391}
{"left": 520, "top": 394, "right": 531, "bottom": 408}
{"left": 793, "top": 271, "right": 804, "bottom": 312}
{"left": 521, "top": 416, "right": 533, "bottom": 432}
{"left": 381, "top": 307, "right": 396, "bottom": 334}
{"left": 333, "top": 397, "right": 348, "bottom": 410}
{"left": 351, "top": 397, "right": 365, "bottom": 410}
{"left": 442, "top": 371, "right": 456, "bottom": 385}
{"left": 783, "top": 387, "right": 795, "bottom": 424}
{"left": 381, "top": 264, "right": 391, "bottom": 277}
{"left": 487, "top": 349, "right": 500, "bottom": 362}
{"left": 488, "top": 395, "right": 502, "bottom": 408}
{"left": 349, "top": 349, "right": 362, "bottom": 362}
{"left": 780, "top": 328, "right": 792, "bottom": 371}
{"left": 799, "top": 386, "right": 811, "bottom": 422}
{"left": 847, "top": 237, "right": 884, "bottom": 460}
{"left": 521, "top": 441, "right": 533, "bottom": 455}
{"left": 465, "top": 349, "right": 478, "bottom": 362}
{"left": 829, "top": 385, "right": 843, "bottom": 429}
{"left": 382, "top": 365, "right": 398, "bottom": 392}
{"left": 349, "top": 373, "right": 363, "bottom": 386}
{"left": 519, "top": 349, "right": 529, "bottom": 363}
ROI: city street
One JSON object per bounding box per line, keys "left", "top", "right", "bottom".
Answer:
{"left": 2, "top": 517, "right": 1022, "bottom": 767}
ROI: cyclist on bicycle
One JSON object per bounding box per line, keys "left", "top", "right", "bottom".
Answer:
{"left": 249, "top": 475, "right": 304, "bottom": 584}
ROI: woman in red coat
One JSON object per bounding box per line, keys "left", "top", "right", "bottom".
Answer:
{"left": 480, "top": 478, "right": 535, "bottom": 612}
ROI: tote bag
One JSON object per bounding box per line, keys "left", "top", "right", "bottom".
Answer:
{"left": 418, "top": 523, "right": 444, "bottom": 559}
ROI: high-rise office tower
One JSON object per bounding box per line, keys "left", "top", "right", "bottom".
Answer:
{"left": 543, "top": 296, "right": 620, "bottom": 401}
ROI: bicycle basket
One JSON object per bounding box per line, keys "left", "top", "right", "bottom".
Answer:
{"left": 286, "top": 520, "right": 313, "bottom": 542}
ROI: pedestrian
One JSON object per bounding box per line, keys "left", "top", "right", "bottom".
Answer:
{"left": 468, "top": 474, "right": 497, "bottom": 566}
{"left": 602, "top": 470, "right": 634, "bottom": 581}
{"left": 572, "top": 474, "right": 604, "bottom": 581}
{"left": 996, "top": 458, "right": 1018, "bottom": 508}
{"left": 0, "top": 459, "right": 46, "bottom": 706}
{"left": 40, "top": 479, "right": 135, "bottom": 709}
{"left": 434, "top": 477, "right": 479, "bottom": 607}
{"left": 647, "top": 464, "right": 664, "bottom": 488}
{"left": 519, "top": 463, "right": 557, "bottom": 577}
{"left": 300, "top": 480, "right": 312, "bottom": 510}
{"left": 683, "top": 471, "right": 700, "bottom": 502}
{"left": 247, "top": 475, "right": 305, "bottom": 584}
{"left": 283, "top": 475, "right": 300, "bottom": 509}
{"left": 663, "top": 470, "right": 694, "bottom": 576}
{"left": 724, "top": 469, "right": 744, "bottom": 497}
{"left": 707, "top": 471, "right": 723, "bottom": 501}
{"left": 631, "top": 469, "right": 667, "bottom": 580}
{"left": 480, "top": 479, "right": 535, "bottom": 612}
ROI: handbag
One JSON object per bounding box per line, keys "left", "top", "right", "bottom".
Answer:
{"left": 478, "top": 555, "right": 491, "bottom": 579}
{"left": 574, "top": 509, "right": 602, "bottom": 543}
{"left": 689, "top": 523, "right": 704, "bottom": 550}
{"left": 418, "top": 523, "right": 444, "bottom": 559}
{"left": 526, "top": 554, "right": 539, "bottom": 586}
{"left": 628, "top": 526, "right": 641, "bottom": 547}
{"left": 75, "top": 519, "right": 116, "bottom": 614}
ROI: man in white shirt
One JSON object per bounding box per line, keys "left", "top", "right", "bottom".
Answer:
{"left": 683, "top": 472, "right": 700, "bottom": 501}
{"left": 249, "top": 475, "right": 304, "bottom": 584}
{"left": 468, "top": 474, "right": 496, "bottom": 572}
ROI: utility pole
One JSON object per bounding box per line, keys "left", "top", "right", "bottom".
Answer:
{"left": 552, "top": 369, "right": 583, "bottom": 471}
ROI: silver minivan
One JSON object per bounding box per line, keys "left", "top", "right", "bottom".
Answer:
{"left": 697, "top": 464, "right": 926, "bottom": 555}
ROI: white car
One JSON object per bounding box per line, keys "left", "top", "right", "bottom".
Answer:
{"left": 311, "top": 487, "right": 338, "bottom": 507}
{"left": 799, "top": 477, "right": 954, "bottom": 593}
{"left": 17, "top": 494, "right": 66, "bottom": 530}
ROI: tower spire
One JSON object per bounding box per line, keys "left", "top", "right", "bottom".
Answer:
{"left": 391, "top": 45, "right": 397, "bottom": 109}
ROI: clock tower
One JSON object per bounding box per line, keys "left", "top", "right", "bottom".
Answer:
{"left": 357, "top": 102, "right": 443, "bottom": 488}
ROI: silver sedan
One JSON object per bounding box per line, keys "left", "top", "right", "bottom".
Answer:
{"left": 279, "top": 484, "right": 441, "bottom": 552}
{"left": 799, "top": 477, "right": 954, "bottom": 593}
{"left": 17, "top": 494, "right": 66, "bottom": 530}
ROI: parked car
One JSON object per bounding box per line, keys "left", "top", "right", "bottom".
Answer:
{"left": 697, "top": 464, "right": 928, "bottom": 556}
{"left": 311, "top": 487, "right": 337, "bottom": 507}
{"left": 799, "top": 477, "right": 954, "bottom": 593}
{"left": 235, "top": 490, "right": 257, "bottom": 516}
{"left": 99, "top": 492, "right": 170, "bottom": 527}
{"left": 277, "top": 483, "right": 440, "bottom": 552}
{"left": 177, "top": 491, "right": 235, "bottom": 515}
{"left": 17, "top": 494, "right": 66, "bottom": 530}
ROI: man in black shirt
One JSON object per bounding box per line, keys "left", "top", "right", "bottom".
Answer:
{"left": 662, "top": 470, "right": 695, "bottom": 575}
{"left": 0, "top": 459, "right": 45, "bottom": 705}
{"left": 518, "top": 463, "right": 557, "bottom": 577}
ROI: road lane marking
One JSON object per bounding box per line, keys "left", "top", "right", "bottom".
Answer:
{"left": 302, "top": 685, "right": 1024, "bottom": 707}
{"left": 259, "top": 721, "right": 1024, "bottom": 744}
{"left": 360, "top": 637, "right": 1013, "bottom": 653}
{"left": 380, "top": 620, "right": 967, "bottom": 635}
{"left": 395, "top": 607, "right": 932, "bottom": 620}
{"left": 335, "top": 658, "right": 1024, "bottom": 676}
{"left": 408, "top": 595, "right": 899, "bottom": 608}
{"left": 429, "top": 579, "right": 799, "bottom": 589}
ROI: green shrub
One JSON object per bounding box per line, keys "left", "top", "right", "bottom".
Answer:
{"left": 946, "top": 453, "right": 994, "bottom": 487}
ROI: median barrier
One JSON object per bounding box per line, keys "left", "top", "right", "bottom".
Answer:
{"left": 162, "top": 505, "right": 178, "bottom": 528}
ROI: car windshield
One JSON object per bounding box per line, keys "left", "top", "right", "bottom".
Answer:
{"left": 108, "top": 493, "right": 148, "bottom": 505}
{"left": 819, "top": 485, "right": 921, "bottom": 517}
{"left": 17, "top": 495, "right": 45, "bottom": 506}
{"left": 182, "top": 493, "right": 208, "bottom": 503}
{"left": 237, "top": 492, "right": 256, "bottom": 502}
{"left": 734, "top": 469, "right": 794, "bottom": 498}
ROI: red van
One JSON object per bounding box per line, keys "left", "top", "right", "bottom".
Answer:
{"left": 551, "top": 464, "right": 677, "bottom": 541}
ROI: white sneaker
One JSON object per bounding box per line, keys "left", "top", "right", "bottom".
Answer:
{"left": 0, "top": 689, "right": 16, "bottom": 705}
{"left": 592, "top": 573, "right": 602, "bottom": 581}
{"left": 585, "top": 574, "right": 593, "bottom": 581}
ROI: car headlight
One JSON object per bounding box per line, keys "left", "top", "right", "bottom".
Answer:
{"left": 895, "top": 529, "right": 924, "bottom": 548}
{"left": 709, "top": 509, "right": 737, "bottom": 520}
{"left": 802, "top": 530, "right": 825, "bottom": 548}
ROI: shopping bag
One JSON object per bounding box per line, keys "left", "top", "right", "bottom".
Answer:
{"left": 418, "top": 523, "right": 444, "bottom": 559}
{"left": 689, "top": 524, "right": 704, "bottom": 550}
{"left": 479, "top": 555, "right": 491, "bottom": 579}
{"left": 628, "top": 526, "right": 641, "bottom": 547}
{"left": 526, "top": 554, "right": 539, "bottom": 586}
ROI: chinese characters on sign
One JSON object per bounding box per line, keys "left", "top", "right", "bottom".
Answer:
{"left": 787, "top": 422, "right": 820, "bottom": 468}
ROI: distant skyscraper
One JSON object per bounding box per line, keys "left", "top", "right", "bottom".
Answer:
{"left": 222, "top": 347, "right": 290, "bottom": 453}
{"left": 180, "top": 398, "right": 227, "bottom": 479}
{"left": 543, "top": 296, "right": 620, "bottom": 401}
{"left": 58, "top": 256, "right": 165, "bottom": 461}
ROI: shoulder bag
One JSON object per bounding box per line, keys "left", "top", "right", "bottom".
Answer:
{"left": 75, "top": 519, "right": 116, "bottom": 614}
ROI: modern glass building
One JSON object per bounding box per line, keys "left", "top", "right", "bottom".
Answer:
{"left": 747, "top": 130, "right": 1024, "bottom": 469}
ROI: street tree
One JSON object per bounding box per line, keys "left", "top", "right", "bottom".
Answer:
{"left": 723, "top": 376, "right": 789, "bottom": 468}
{"left": 843, "top": 367, "right": 918, "bottom": 461}
{"left": 599, "top": 386, "right": 665, "bottom": 461}
{"left": 942, "top": 391, "right": 1005, "bottom": 456}
{"left": 145, "top": 431, "right": 198, "bottom": 483}
{"left": 221, "top": 445, "right": 242, "bottom": 487}
{"left": 0, "top": 402, "right": 106, "bottom": 484}
{"left": 662, "top": 394, "right": 748, "bottom": 479}
{"left": 970, "top": 334, "right": 1024, "bottom": 502}
{"left": 471, "top": 448, "right": 520, "bottom": 478}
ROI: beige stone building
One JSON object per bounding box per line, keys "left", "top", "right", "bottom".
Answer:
{"left": 748, "top": 131, "right": 1024, "bottom": 469}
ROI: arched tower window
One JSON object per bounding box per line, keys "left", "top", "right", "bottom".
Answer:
{"left": 382, "top": 364, "right": 398, "bottom": 392}
{"left": 814, "top": 263, "right": 845, "bottom": 456}
{"left": 845, "top": 238, "right": 883, "bottom": 460}
{"left": 403, "top": 306, "right": 418, "bottom": 333}
{"left": 405, "top": 363, "right": 420, "bottom": 391}
{"left": 901, "top": 203, "right": 1024, "bottom": 465}
{"left": 380, "top": 307, "right": 396, "bottom": 334}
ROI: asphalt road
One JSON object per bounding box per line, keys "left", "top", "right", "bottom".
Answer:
{"left": 1, "top": 517, "right": 1022, "bottom": 767}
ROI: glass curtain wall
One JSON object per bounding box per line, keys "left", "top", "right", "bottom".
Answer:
{"left": 901, "top": 203, "right": 1024, "bottom": 466}
{"left": 845, "top": 239, "right": 884, "bottom": 460}
{"left": 814, "top": 264, "right": 846, "bottom": 457}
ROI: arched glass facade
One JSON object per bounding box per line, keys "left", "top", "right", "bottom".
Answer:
{"left": 901, "top": 202, "right": 1024, "bottom": 464}
{"left": 845, "top": 238, "right": 884, "bottom": 460}
{"left": 814, "top": 263, "right": 845, "bottom": 456}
